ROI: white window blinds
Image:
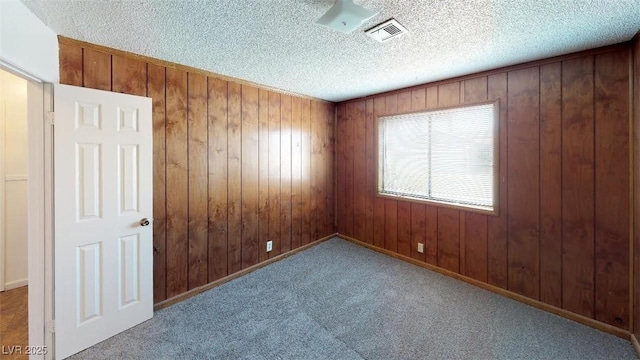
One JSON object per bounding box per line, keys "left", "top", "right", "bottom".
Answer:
{"left": 378, "top": 102, "right": 497, "bottom": 212}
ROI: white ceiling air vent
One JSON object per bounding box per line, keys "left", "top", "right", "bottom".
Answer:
{"left": 365, "top": 18, "right": 408, "bottom": 43}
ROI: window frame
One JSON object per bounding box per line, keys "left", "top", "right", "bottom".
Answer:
{"left": 375, "top": 99, "right": 500, "bottom": 216}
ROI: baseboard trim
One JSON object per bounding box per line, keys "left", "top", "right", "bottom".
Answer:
{"left": 154, "top": 234, "right": 337, "bottom": 311}
{"left": 632, "top": 334, "right": 640, "bottom": 357}
{"left": 4, "top": 279, "right": 28, "bottom": 290}
{"left": 337, "top": 233, "right": 631, "bottom": 340}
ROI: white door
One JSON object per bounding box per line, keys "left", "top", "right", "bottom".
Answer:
{"left": 53, "top": 84, "right": 153, "bottom": 359}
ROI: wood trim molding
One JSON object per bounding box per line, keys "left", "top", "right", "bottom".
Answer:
{"left": 153, "top": 233, "right": 338, "bottom": 311}
{"left": 628, "top": 44, "right": 635, "bottom": 335}
{"left": 341, "top": 41, "right": 632, "bottom": 104}
{"left": 337, "top": 233, "right": 631, "bottom": 340}
{"left": 57, "top": 36, "right": 333, "bottom": 104}
{"left": 374, "top": 99, "right": 501, "bottom": 217}
{"left": 632, "top": 334, "right": 640, "bottom": 358}
{"left": 0, "top": 94, "right": 5, "bottom": 292}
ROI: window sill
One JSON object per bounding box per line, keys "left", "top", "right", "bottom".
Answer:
{"left": 376, "top": 192, "right": 498, "bottom": 216}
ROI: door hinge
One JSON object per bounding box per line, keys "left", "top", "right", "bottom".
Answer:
{"left": 47, "top": 320, "right": 55, "bottom": 333}
{"left": 46, "top": 111, "right": 55, "bottom": 125}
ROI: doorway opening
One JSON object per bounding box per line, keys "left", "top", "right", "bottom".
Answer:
{"left": 0, "top": 61, "right": 52, "bottom": 359}
{"left": 0, "top": 68, "right": 30, "bottom": 352}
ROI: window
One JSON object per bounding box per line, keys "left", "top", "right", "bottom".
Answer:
{"left": 377, "top": 101, "right": 499, "bottom": 214}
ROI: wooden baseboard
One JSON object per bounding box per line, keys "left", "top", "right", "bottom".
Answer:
{"left": 154, "top": 234, "right": 337, "bottom": 311}
{"left": 337, "top": 233, "right": 631, "bottom": 340}
{"left": 632, "top": 334, "right": 640, "bottom": 358}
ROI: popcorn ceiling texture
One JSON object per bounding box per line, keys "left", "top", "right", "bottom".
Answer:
{"left": 21, "top": 0, "right": 640, "bottom": 102}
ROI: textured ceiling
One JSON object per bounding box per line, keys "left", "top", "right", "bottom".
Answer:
{"left": 20, "top": 0, "right": 640, "bottom": 102}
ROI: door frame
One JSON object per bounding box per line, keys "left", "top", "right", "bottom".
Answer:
{"left": 0, "top": 60, "right": 54, "bottom": 359}
{"left": 0, "top": 88, "right": 5, "bottom": 292}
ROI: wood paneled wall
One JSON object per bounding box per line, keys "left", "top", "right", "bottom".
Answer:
{"left": 337, "top": 45, "right": 633, "bottom": 331}
{"left": 58, "top": 39, "right": 336, "bottom": 304}
{"left": 633, "top": 34, "right": 640, "bottom": 340}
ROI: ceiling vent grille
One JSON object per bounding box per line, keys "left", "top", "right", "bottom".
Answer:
{"left": 365, "top": 18, "right": 408, "bottom": 43}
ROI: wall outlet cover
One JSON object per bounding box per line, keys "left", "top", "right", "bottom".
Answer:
{"left": 266, "top": 240, "right": 273, "bottom": 252}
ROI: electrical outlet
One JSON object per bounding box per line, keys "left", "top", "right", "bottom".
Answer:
{"left": 417, "top": 242, "right": 424, "bottom": 253}
{"left": 266, "top": 240, "right": 273, "bottom": 252}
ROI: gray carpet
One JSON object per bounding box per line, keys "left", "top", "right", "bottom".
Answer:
{"left": 70, "top": 237, "right": 637, "bottom": 360}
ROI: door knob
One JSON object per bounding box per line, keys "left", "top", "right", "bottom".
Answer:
{"left": 140, "top": 218, "right": 150, "bottom": 227}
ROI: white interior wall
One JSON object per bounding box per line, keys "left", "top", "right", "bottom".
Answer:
{"left": 1, "top": 69, "right": 29, "bottom": 290}
{"left": 0, "top": 0, "right": 59, "bottom": 82}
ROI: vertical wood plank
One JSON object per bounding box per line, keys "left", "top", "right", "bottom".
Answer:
{"left": 460, "top": 213, "right": 466, "bottom": 275}
{"left": 633, "top": 36, "right": 640, "bottom": 339}
{"left": 147, "top": 63, "right": 166, "bottom": 303}
{"left": 187, "top": 73, "right": 208, "bottom": 289}
{"left": 258, "top": 89, "right": 270, "bottom": 262}
{"left": 487, "top": 73, "right": 509, "bottom": 289}
{"left": 385, "top": 200, "right": 398, "bottom": 253}
{"left": 353, "top": 101, "right": 367, "bottom": 242}
{"left": 437, "top": 208, "right": 460, "bottom": 272}
{"left": 438, "top": 82, "right": 460, "bottom": 107}
{"left": 364, "top": 99, "right": 375, "bottom": 244}
{"left": 397, "top": 200, "right": 411, "bottom": 257}
{"left": 373, "top": 98, "right": 386, "bottom": 249}
{"left": 326, "top": 103, "right": 336, "bottom": 234}
{"left": 301, "top": 99, "right": 312, "bottom": 245}
{"left": 594, "top": 50, "right": 630, "bottom": 329}
{"left": 291, "top": 97, "right": 302, "bottom": 249}
{"left": 207, "top": 78, "right": 228, "bottom": 281}
{"left": 396, "top": 91, "right": 412, "bottom": 257}
{"left": 410, "top": 204, "right": 427, "bottom": 262}
{"left": 465, "top": 214, "right": 488, "bottom": 281}
{"left": 336, "top": 104, "right": 347, "bottom": 235}
{"left": 562, "top": 56, "right": 595, "bottom": 318}
{"left": 343, "top": 103, "right": 355, "bottom": 237}
{"left": 539, "top": 62, "right": 563, "bottom": 308}
{"left": 507, "top": 67, "right": 540, "bottom": 299}
{"left": 268, "top": 92, "right": 282, "bottom": 256}
{"left": 112, "top": 55, "right": 146, "bottom": 96}
{"left": 425, "top": 207, "right": 438, "bottom": 265}
{"left": 310, "top": 101, "right": 320, "bottom": 241}
{"left": 316, "top": 101, "right": 329, "bottom": 238}
{"left": 280, "top": 95, "right": 293, "bottom": 251}
{"left": 426, "top": 86, "right": 438, "bottom": 109}
{"left": 412, "top": 87, "right": 427, "bottom": 109}
{"left": 208, "top": 78, "right": 228, "bottom": 281}
{"left": 463, "top": 77, "right": 488, "bottom": 103}
{"left": 409, "top": 88, "right": 427, "bottom": 262}
{"left": 165, "top": 68, "right": 188, "bottom": 298}
{"left": 241, "top": 85, "right": 259, "bottom": 269}
{"left": 227, "top": 82, "right": 242, "bottom": 274}
{"left": 59, "top": 42, "right": 83, "bottom": 86}
{"left": 83, "top": 48, "right": 111, "bottom": 91}
{"left": 384, "top": 94, "right": 398, "bottom": 252}
{"left": 323, "top": 103, "right": 335, "bottom": 236}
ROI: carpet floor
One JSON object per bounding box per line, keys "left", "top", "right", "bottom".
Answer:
{"left": 70, "top": 237, "right": 637, "bottom": 360}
